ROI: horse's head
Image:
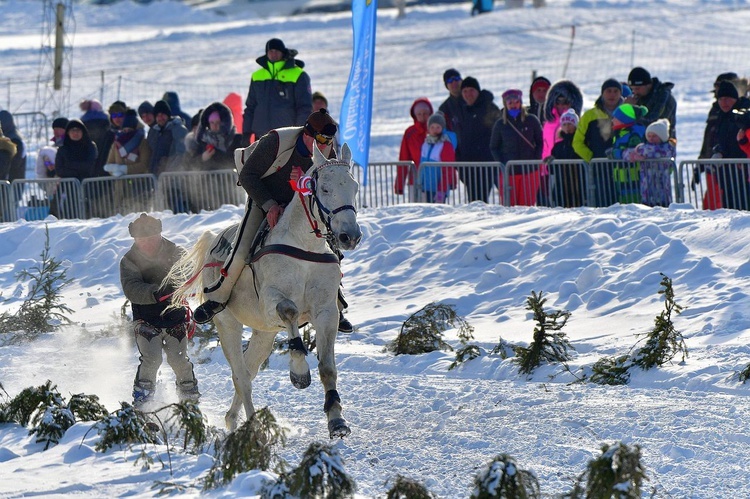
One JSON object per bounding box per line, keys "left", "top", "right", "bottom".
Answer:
{"left": 309, "top": 143, "right": 362, "bottom": 250}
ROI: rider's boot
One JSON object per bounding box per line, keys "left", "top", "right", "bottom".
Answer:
{"left": 337, "top": 287, "right": 354, "bottom": 333}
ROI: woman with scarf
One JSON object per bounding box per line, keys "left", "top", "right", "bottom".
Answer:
{"left": 106, "top": 109, "right": 151, "bottom": 175}
{"left": 104, "top": 109, "right": 152, "bottom": 215}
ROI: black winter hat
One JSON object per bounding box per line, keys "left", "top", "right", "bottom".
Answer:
{"left": 138, "top": 101, "right": 154, "bottom": 115}
{"left": 266, "top": 38, "right": 287, "bottom": 55}
{"left": 717, "top": 80, "right": 739, "bottom": 100}
{"left": 153, "top": 100, "right": 172, "bottom": 117}
{"left": 443, "top": 68, "right": 461, "bottom": 85}
{"left": 461, "top": 76, "right": 480, "bottom": 92}
{"left": 601, "top": 78, "right": 622, "bottom": 94}
{"left": 52, "top": 117, "right": 69, "bottom": 129}
{"left": 628, "top": 67, "right": 652, "bottom": 86}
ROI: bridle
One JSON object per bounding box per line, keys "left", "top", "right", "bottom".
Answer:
{"left": 298, "top": 162, "right": 357, "bottom": 247}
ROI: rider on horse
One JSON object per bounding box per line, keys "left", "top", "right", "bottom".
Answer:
{"left": 193, "top": 109, "right": 353, "bottom": 333}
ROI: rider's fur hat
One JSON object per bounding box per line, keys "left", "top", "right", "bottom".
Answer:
{"left": 129, "top": 213, "right": 162, "bottom": 238}
{"left": 304, "top": 108, "right": 337, "bottom": 137}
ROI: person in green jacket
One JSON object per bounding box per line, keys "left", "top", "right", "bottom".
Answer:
{"left": 573, "top": 78, "right": 623, "bottom": 206}
{"left": 241, "top": 38, "right": 312, "bottom": 146}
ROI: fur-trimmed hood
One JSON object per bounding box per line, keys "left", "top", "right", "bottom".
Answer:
{"left": 196, "top": 101, "right": 236, "bottom": 143}
{"left": 543, "top": 80, "right": 584, "bottom": 122}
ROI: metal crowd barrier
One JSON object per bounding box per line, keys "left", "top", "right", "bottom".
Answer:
{"left": 0, "top": 181, "right": 12, "bottom": 223}
{"left": 157, "top": 169, "right": 246, "bottom": 214}
{"left": 680, "top": 159, "right": 750, "bottom": 211}
{"left": 587, "top": 158, "right": 679, "bottom": 208}
{"left": 353, "top": 161, "right": 416, "bottom": 209}
{"left": 82, "top": 174, "right": 158, "bottom": 219}
{"left": 12, "top": 178, "right": 83, "bottom": 221}
{"left": 362, "top": 158, "right": 681, "bottom": 209}
{"left": 6, "top": 159, "right": 750, "bottom": 222}
{"left": 2, "top": 169, "right": 244, "bottom": 223}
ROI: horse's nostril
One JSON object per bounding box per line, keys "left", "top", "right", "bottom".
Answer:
{"left": 339, "top": 234, "right": 350, "bottom": 244}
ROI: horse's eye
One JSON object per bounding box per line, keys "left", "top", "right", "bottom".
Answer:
{"left": 321, "top": 188, "right": 330, "bottom": 194}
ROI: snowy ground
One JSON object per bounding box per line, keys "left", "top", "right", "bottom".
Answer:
{"left": 2, "top": 0, "right": 750, "bottom": 498}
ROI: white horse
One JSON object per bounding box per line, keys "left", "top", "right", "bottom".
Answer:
{"left": 168, "top": 144, "right": 362, "bottom": 438}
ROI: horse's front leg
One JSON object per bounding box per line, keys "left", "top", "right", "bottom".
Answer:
{"left": 274, "top": 295, "right": 311, "bottom": 389}
{"left": 226, "top": 328, "right": 277, "bottom": 427}
{"left": 215, "top": 312, "right": 254, "bottom": 431}
{"left": 314, "top": 305, "right": 350, "bottom": 438}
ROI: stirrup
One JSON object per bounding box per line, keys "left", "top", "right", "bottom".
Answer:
{"left": 194, "top": 300, "right": 226, "bottom": 324}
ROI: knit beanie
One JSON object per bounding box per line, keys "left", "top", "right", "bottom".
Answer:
{"left": 266, "top": 38, "right": 287, "bottom": 55}
{"left": 601, "top": 78, "right": 622, "bottom": 94}
{"left": 502, "top": 89, "right": 523, "bottom": 102}
{"left": 645, "top": 118, "right": 670, "bottom": 142}
{"left": 304, "top": 108, "right": 337, "bottom": 137}
{"left": 129, "top": 213, "right": 162, "bottom": 238}
{"left": 443, "top": 68, "right": 461, "bottom": 85}
{"left": 613, "top": 103, "right": 647, "bottom": 126}
{"left": 461, "top": 77, "right": 480, "bottom": 92}
{"left": 716, "top": 80, "right": 739, "bottom": 100}
{"left": 427, "top": 112, "right": 446, "bottom": 130}
{"left": 628, "top": 67, "right": 652, "bottom": 86}
{"left": 621, "top": 83, "right": 633, "bottom": 98}
{"left": 153, "top": 100, "right": 172, "bottom": 117}
{"left": 52, "top": 117, "right": 69, "bottom": 130}
{"left": 138, "top": 101, "right": 154, "bottom": 115}
{"left": 559, "top": 108, "right": 579, "bottom": 127}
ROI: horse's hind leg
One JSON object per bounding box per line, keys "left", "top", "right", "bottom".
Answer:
{"left": 276, "top": 298, "right": 311, "bottom": 389}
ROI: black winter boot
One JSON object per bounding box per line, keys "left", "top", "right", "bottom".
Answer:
{"left": 338, "top": 312, "right": 354, "bottom": 333}
{"left": 193, "top": 300, "right": 225, "bottom": 324}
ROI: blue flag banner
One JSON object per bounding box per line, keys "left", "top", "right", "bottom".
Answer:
{"left": 339, "top": 0, "right": 377, "bottom": 185}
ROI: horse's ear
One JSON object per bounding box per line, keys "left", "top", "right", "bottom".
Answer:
{"left": 341, "top": 143, "right": 352, "bottom": 165}
{"left": 312, "top": 141, "right": 327, "bottom": 167}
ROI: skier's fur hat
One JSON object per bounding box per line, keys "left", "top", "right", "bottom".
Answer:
{"left": 129, "top": 213, "right": 162, "bottom": 238}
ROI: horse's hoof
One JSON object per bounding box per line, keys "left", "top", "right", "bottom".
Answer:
{"left": 290, "top": 370, "right": 311, "bottom": 389}
{"left": 328, "top": 418, "right": 351, "bottom": 439}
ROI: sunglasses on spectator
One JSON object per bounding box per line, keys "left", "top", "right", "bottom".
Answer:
{"left": 208, "top": 120, "right": 222, "bottom": 126}
{"left": 555, "top": 98, "right": 570, "bottom": 105}
{"left": 445, "top": 76, "right": 461, "bottom": 84}
{"left": 111, "top": 112, "right": 124, "bottom": 118}
{"left": 313, "top": 132, "right": 333, "bottom": 145}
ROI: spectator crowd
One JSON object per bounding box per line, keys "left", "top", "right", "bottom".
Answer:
{"left": 391, "top": 67, "right": 750, "bottom": 210}
{"left": 2, "top": 44, "right": 750, "bottom": 217}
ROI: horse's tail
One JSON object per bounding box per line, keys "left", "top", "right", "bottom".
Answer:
{"left": 165, "top": 230, "right": 218, "bottom": 310}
